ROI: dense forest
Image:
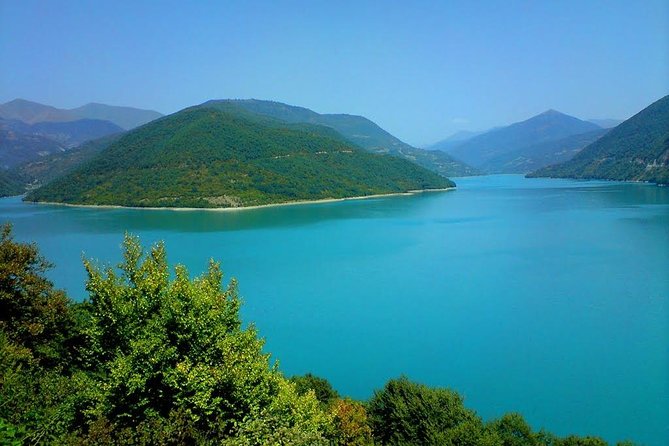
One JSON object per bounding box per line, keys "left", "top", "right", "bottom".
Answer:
{"left": 25, "top": 108, "right": 453, "bottom": 208}
{"left": 0, "top": 226, "right": 637, "bottom": 445}
{"left": 198, "top": 100, "right": 479, "bottom": 177}
{"left": 0, "top": 170, "right": 25, "bottom": 197}
{"left": 530, "top": 95, "right": 669, "bottom": 184}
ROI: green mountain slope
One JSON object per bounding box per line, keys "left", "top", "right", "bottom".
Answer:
{"left": 200, "top": 99, "right": 478, "bottom": 176}
{"left": 26, "top": 107, "right": 453, "bottom": 208}
{"left": 446, "top": 110, "right": 601, "bottom": 171}
{"left": 0, "top": 169, "right": 26, "bottom": 196}
{"left": 481, "top": 128, "right": 609, "bottom": 173}
{"left": 16, "top": 133, "right": 122, "bottom": 186}
{"left": 529, "top": 95, "right": 669, "bottom": 185}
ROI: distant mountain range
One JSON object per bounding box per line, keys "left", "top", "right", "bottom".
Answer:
{"left": 25, "top": 104, "right": 453, "bottom": 207}
{"left": 425, "top": 130, "right": 487, "bottom": 152}
{"left": 0, "top": 119, "right": 71, "bottom": 168}
{"left": 479, "top": 128, "right": 610, "bottom": 174}
{"left": 1, "top": 118, "right": 123, "bottom": 148}
{"left": 0, "top": 99, "right": 162, "bottom": 130}
{"left": 0, "top": 117, "right": 123, "bottom": 169}
{"left": 441, "top": 110, "right": 602, "bottom": 173}
{"left": 0, "top": 99, "right": 162, "bottom": 175}
{"left": 529, "top": 95, "right": 669, "bottom": 185}
{"left": 587, "top": 118, "right": 624, "bottom": 129}
{"left": 3, "top": 95, "right": 665, "bottom": 199}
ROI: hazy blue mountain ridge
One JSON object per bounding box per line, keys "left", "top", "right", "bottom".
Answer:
{"left": 480, "top": 128, "right": 610, "bottom": 173}
{"left": 530, "top": 95, "right": 669, "bottom": 185}
{"left": 0, "top": 98, "right": 162, "bottom": 129}
{"left": 445, "top": 110, "right": 602, "bottom": 171}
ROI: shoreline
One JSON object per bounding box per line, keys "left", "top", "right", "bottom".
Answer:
{"left": 25, "top": 187, "right": 455, "bottom": 212}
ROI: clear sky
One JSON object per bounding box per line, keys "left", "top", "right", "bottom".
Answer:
{"left": 1, "top": 0, "right": 667, "bottom": 146}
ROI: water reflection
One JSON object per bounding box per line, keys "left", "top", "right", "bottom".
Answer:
{"left": 3, "top": 191, "right": 450, "bottom": 235}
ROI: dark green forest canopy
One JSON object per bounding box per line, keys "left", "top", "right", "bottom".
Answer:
{"left": 0, "top": 169, "right": 25, "bottom": 197}
{"left": 530, "top": 95, "right": 669, "bottom": 185}
{"left": 197, "top": 99, "right": 479, "bottom": 177}
{"left": 0, "top": 227, "right": 638, "bottom": 445}
{"left": 25, "top": 107, "right": 454, "bottom": 208}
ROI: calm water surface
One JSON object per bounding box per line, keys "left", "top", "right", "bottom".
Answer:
{"left": 2, "top": 175, "right": 668, "bottom": 445}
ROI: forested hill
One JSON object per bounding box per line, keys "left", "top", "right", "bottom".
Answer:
{"left": 529, "top": 95, "right": 669, "bottom": 185}
{"left": 25, "top": 107, "right": 453, "bottom": 208}
{"left": 0, "top": 169, "right": 25, "bottom": 196}
{"left": 198, "top": 99, "right": 478, "bottom": 176}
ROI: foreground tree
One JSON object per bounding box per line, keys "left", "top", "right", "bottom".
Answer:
{"left": 367, "top": 376, "right": 483, "bottom": 445}
{"left": 0, "top": 223, "right": 74, "bottom": 367}
{"left": 79, "top": 234, "right": 332, "bottom": 444}
{"left": 0, "top": 229, "right": 640, "bottom": 445}
{"left": 290, "top": 373, "right": 340, "bottom": 406}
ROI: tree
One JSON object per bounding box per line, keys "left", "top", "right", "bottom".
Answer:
{"left": 0, "top": 223, "right": 73, "bottom": 367}
{"left": 489, "top": 413, "right": 538, "bottom": 446}
{"left": 290, "top": 373, "right": 339, "bottom": 406}
{"left": 80, "top": 234, "right": 332, "bottom": 443}
{"left": 367, "top": 376, "right": 480, "bottom": 445}
{"left": 330, "top": 398, "right": 374, "bottom": 446}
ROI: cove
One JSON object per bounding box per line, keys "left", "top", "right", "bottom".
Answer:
{"left": 2, "top": 175, "right": 667, "bottom": 445}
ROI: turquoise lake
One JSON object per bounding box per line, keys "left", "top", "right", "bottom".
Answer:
{"left": 2, "top": 174, "right": 667, "bottom": 445}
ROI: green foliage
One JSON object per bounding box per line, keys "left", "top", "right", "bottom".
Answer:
{"left": 79, "top": 234, "right": 332, "bottom": 442}
{"left": 0, "top": 417, "right": 25, "bottom": 446}
{"left": 530, "top": 95, "right": 669, "bottom": 184}
{"left": 0, "top": 231, "right": 641, "bottom": 445}
{"left": 367, "top": 376, "right": 480, "bottom": 445}
{"left": 0, "top": 169, "right": 26, "bottom": 197}
{"left": 203, "top": 99, "right": 478, "bottom": 177}
{"left": 489, "top": 413, "right": 539, "bottom": 446}
{"left": 25, "top": 107, "right": 454, "bottom": 208}
{"left": 0, "top": 223, "right": 75, "bottom": 367}
{"left": 290, "top": 373, "right": 340, "bottom": 406}
{"left": 330, "top": 398, "right": 374, "bottom": 445}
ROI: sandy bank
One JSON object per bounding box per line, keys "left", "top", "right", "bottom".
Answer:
{"left": 28, "top": 187, "right": 455, "bottom": 212}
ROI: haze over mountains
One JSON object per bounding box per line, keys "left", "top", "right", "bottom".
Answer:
{"left": 438, "top": 110, "right": 604, "bottom": 173}
{"left": 1, "top": 94, "right": 667, "bottom": 201}
{"left": 0, "top": 99, "right": 161, "bottom": 170}
{"left": 0, "top": 99, "right": 162, "bottom": 130}
{"left": 530, "top": 95, "right": 669, "bottom": 184}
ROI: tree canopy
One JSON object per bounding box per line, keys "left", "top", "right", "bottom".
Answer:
{"left": 0, "top": 226, "right": 638, "bottom": 445}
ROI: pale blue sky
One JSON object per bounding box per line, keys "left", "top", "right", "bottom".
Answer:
{"left": 1, "top": 0, "right": 667, "bottom": 145}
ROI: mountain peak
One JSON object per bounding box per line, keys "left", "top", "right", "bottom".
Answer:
{"left": 538, "top": 109, "right": 565, "bottom": 117}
